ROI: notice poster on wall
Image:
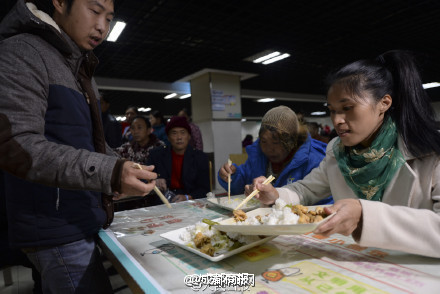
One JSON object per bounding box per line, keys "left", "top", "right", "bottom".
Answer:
{"left": 211, "top": 89, "right": 241, "bottom": 119}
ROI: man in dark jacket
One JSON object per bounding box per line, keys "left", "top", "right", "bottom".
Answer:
{"left": 147, "top": 116, "right": 210, "bottom": 205}
{"left": 0, "top": 0, "right": 157, "bottom": 292}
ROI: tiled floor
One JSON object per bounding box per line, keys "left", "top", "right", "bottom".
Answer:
{"left": 0, "top": 260, "right": 133, "bottom": 294}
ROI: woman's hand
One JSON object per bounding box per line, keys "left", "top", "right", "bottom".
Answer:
{"left": 251, "top": 176, "right": 279, "bottom": 205}
{"left": 219, "top": 162, "right": 236, "bottom": 182}
{"left": 313, "top": 199, "right": 362, "bottom": 237}
{"left": 244, "top": 183, "right": 254, "bottom": 196}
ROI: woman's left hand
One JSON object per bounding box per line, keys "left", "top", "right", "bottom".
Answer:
{"left": 171, "top": 194, "right": 193, "bottom": 203}
{"left": 313, "top": 199, "right": 362, "bottom": 237}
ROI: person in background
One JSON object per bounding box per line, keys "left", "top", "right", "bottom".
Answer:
{"left": 306, "top": 122, "right": 329, "bottom": 143}
{"left": 242, "top": 134, "right": 253, "bottom": 148}
{"left": 218, "top": 106, "right": 332, "bottom": 205}
{"left": 0, "top": 0, "right": 157, "bottom": 292}
{"left": 253, "top": 50, "right": 440, "bottom": 258}
{"left": 149, "top": 110, "right": 170, "bottom": 146}
{"left": 147, "top": 116, "right": 210, "bottom": 204}
{"left": 121, "top": 105, "right": 139, "bottom": 143}
{"left": 178, "top": 108, "right": 203, "bottom": 151}
{"left": 115, "top": 116, "right": 165, "bottom": 164}
{"left": 320, "top": 124, "right": 331, "bottom": 136}
{"left": 100, "top": 92, "right": 122, "bottom": 148}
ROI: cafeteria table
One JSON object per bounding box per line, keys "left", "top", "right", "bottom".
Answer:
{"left": 98, "top": 198, "right": 440, "bottom": 294}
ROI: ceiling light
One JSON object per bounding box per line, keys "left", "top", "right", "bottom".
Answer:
{"left": 106, "top": 21, "right": 126, "bottom": 42}
{"left": 179, "top": 94, "right": 191, "bottom": 99}
{"left": 253, "top": 51, "right": 280, "bottom": 63}
{"left": 423, "top": 82, "right": 440, "bottom": 89}
{"left": 262, "top": 53, "right": 290, "bottom": 65}
{"left": 257, "top": 98, "right": 276, "bottom": 103}
{"left": 116, "top": 116, "right": 126, "bottom": 121}
{"left": 311, "top": 111, "right": 327, "bottom": 116}
{"left": 241, "top": 118, "right": 247, "bottom": 122}
{"left": 164, "top": 93, "right": 177, "bottom": 99}
{"left": 138, "top": 107, "right": 151, "bottom": 112}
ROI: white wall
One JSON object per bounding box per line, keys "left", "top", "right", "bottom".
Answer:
{"left": 241, "top": 121, "right": 261, "bottom": 141}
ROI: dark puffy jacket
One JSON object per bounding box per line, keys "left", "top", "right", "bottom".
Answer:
{"left": 147, "top": 145, "right": 210, "bottom": 203}
{"left": 0, "top": 1, "right": 119, "bottom": 247}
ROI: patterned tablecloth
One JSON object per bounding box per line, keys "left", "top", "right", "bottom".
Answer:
{"left": 99, "top": 199, "right": 440, "bottom": 294}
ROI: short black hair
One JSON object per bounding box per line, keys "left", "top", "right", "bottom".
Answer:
{"left": 131, "top": 115, "right": 151, "bottom": 129}
{"left": 125, "top": 105, "right": 139, "bottom": 114}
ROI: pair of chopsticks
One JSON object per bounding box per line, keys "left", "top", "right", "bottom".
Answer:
{"left": 234, "top": 175, "right": 275, "bottom": 211}
{"left": 227, "top": 159, "right": 232, "bottom": 203}
{"left": 133, "top": 163, "right": 172, "bottom": 209}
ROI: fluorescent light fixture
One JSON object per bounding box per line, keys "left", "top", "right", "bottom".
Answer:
{"left": 423, "top": 82, "right": 440, "bottom": 89}
{"left": 164, "top": 93, "right": 177, "bottom": 99}
{"left": 116, "top": 116, "right": 126, "bottom": 121}
{"left": 106, "top": 21, "right": 126, "bottom": 42}
{"left": 253, "top": 51, "right": 280, "bottom": 63}
{"left": 311, "top": 111, "right": 327, "bottom": 116}
{"left": 138, "top": 107, "right": 151, "bottom": 112}
{"left": 257, "top": 98, "right": 276, "bottom": 103}
{"left": 262, "top": 53, "right": 290, "bottom": 65}
{"left": 241, "top": 118, "right": 247, "bottom": 122}
{"left": 179, "top": 94, "right": 191, "bottom": 99}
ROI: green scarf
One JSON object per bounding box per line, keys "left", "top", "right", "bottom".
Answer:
{"left": 333, "top": 117, "right": 405, "bottom": 201}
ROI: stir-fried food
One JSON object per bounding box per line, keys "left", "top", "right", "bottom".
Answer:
{"left": 233, "top": 209, "right": 247, "bottom": 222}
{"left": 179, "top": 221, "right": 262, "bottom": 257}
{"left": 232, "top": 199, "right": 329, "bottom": 226}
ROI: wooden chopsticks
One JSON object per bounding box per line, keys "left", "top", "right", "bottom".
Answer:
{"left": 234, "top": 175, "right": 275, "bottom": 211}
{"left": 227, "top": 159, "right": 232, "bottom": 203}
{"left": 133, "top": 163, "right": 172, "bottom": 209}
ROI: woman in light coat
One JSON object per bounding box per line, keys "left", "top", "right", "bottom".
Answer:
{"left": 253, "top": 50, "right": 440, "bottom": 258}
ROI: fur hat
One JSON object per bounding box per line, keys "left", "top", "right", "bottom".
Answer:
{"left": 165, "top": 116, "right": 192, "bottom": 135}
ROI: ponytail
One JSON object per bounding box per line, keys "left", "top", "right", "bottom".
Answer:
{"left": 378, "top": 50, "right": 440, "bottom": 157}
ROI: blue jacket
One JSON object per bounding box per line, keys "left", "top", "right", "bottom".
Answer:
{"left": 218, "top": 135, "right": 333, "bottom": 204}
{"left": 153, "top": 124, "right": 170, "bottom": 146}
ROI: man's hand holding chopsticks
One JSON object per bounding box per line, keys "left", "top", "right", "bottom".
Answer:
{"left": 115, "top": 162, "right": 157, "bottom": 200}
{"left": 252, "top": 176, "right": 279, "bottom": 205}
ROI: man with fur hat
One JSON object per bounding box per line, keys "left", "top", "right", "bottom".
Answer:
{"left": 147, "top": 116, "right": 210, "bottom": 204}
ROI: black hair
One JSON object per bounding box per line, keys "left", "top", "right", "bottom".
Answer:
{"left": 131, "top": 116, "right": 151, "bottom": 129}
{"left": 244, "top": 134, "right": 253, "bottom": 140}
{"left": 179, "top": 107, "right": 191, "bottom": 116}
{"left": 125, "top": 105, "right": 139, "bottom": 115}
{"left": 326, "top": 50, "right": 440, "bottom": 157}
{"left": 151, "top": 110, "right": 165, "bottom": 124}
{"left": 38, "top": 0, "right": 115, "bottom": 16}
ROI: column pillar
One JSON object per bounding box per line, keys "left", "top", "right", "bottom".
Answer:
{"left": 190, "top": 72, "right": 243, "bottom": 192}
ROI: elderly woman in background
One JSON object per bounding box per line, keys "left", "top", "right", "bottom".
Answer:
{"left": 115, "top": 116, "right": 165, "bottom": 164}
{"left": 218, "top": 106, "right": 333, "bottom": 205}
